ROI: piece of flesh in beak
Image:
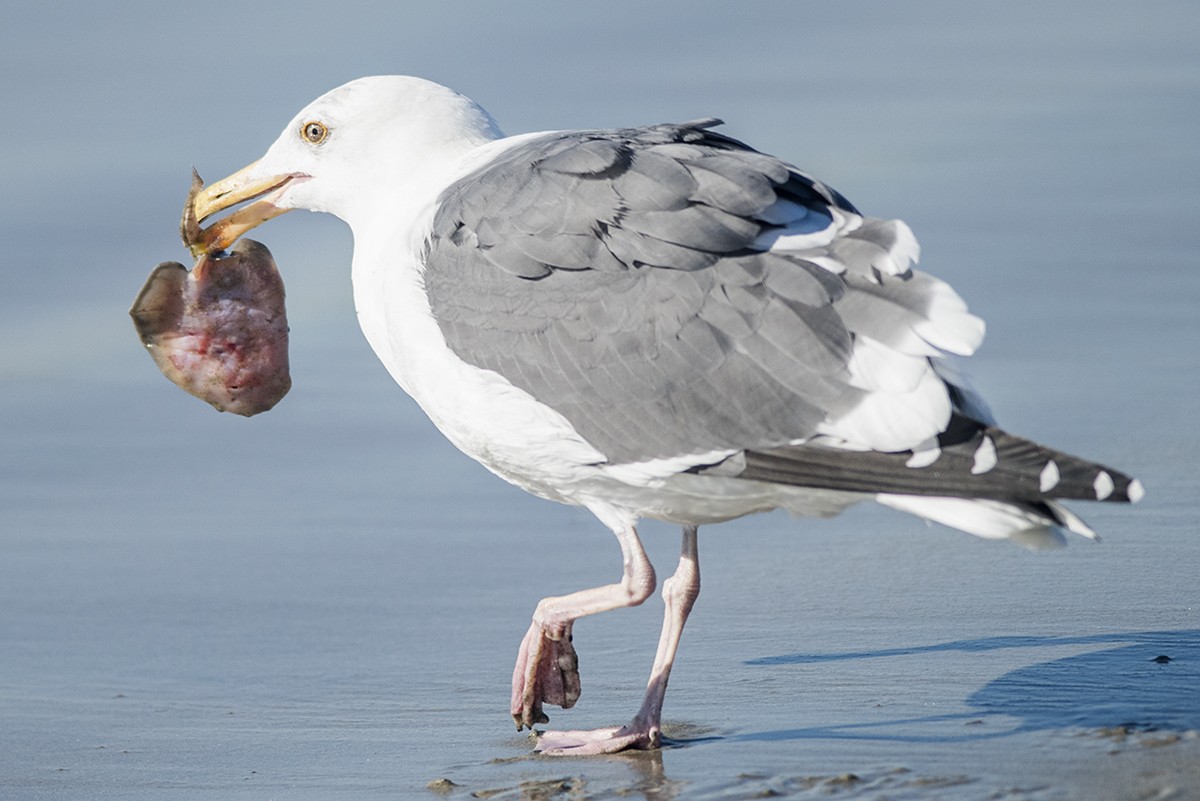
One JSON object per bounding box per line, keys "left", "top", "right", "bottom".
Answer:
{"left": 184, "top": 162, "right": 296, "bottom": 257}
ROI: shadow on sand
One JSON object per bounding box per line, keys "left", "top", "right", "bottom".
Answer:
{"left": 468, "top": 632, "right": 1197, "bottom": 799}
{"left": 732, "top": 629, "right": 1200, "bottom": 743}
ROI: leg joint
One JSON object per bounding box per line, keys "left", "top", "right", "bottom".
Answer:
{"left": 623, "top": 562, "right": 657, "bottom": 606}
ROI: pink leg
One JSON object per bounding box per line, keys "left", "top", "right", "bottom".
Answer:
{"left": 512, "top": 523, "right": 656, "bottom": 730}
{"left": 535, "top": 525, "right": 700, "bottom": 755}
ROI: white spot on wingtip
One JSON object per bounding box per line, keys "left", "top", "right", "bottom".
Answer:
{"left": 1094, "top": 470, "right": 1114, "bottom": 501}
{"left": 971, "top": 435, "right": 997, "bottom": 475}
{"left": 1127, "top": 478, "right": 1145, "bottom": 503}
{"left": 1039, "top": 460, "right": 1060, "bottom": 493}
{"left": 905, "top": 438, "right": 941, "bottom": 468}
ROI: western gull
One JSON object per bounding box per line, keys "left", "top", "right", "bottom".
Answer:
{"left": 189, "top": 75, "right": 1143, "bottom": 755}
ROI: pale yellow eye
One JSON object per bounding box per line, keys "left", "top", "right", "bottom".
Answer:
{"left": 300, "top": 120, "right": 329, "bottom": 145}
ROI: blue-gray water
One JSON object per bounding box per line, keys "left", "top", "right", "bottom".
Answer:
{"left": 2, "top": 3, "right": 1198, "bottom": 799}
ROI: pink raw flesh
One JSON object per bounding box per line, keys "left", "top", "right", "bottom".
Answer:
{"left": 130, "top": 239, "right": 290, "bottom": 416}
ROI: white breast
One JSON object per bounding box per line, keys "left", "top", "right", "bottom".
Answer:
{"left": 347, "top": 138, "right": 610, "bottom": 503}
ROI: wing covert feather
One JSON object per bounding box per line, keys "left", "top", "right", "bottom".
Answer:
{"left": 424, "top": 122, "right": 980, "bottom": 463}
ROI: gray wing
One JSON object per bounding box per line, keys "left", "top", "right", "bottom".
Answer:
{"left": 423, "top": 121, "right": 978, "bottom": 464}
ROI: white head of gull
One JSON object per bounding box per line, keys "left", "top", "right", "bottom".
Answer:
{"left": 191, "top": 75, "right": 1143, "bottom": 755}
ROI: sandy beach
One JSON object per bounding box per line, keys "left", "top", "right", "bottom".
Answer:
{"left": 2, "top": 3, "right": 1197, "bottom": 798}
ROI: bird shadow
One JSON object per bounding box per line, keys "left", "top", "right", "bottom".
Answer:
{"left": 731, "top": 629, "right": 1200, "bottom": 743}
{"left": 464, "top": 633, "right": 1197, "bottom": 800}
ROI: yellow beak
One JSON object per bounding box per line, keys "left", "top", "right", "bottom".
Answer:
{"left": 184, "top": 161, "right": 297, "bottom": 257}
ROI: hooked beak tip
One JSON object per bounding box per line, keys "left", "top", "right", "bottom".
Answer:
{"left": 184, "top": 161, "right": 298, "bottom": 255}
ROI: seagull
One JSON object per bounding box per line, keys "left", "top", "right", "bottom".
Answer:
{"left": 189, "top": 75, "right": 1142, "bottom": 755}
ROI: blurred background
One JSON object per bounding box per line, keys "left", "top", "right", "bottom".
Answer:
{"left": 2, "top": 2, "right": 1197, "bottom": 799}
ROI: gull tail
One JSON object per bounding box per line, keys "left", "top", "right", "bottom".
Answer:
{"left": 732, "top": 415, "right": 1143, "bottom": 548}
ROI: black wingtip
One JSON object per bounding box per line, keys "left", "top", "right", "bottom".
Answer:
{"left": 739, "top": 421, "right": 1143, "bottom": 507}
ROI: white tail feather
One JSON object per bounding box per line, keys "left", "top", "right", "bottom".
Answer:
{"left": 875, "top": 494, "right": 1093, "bottom": 550}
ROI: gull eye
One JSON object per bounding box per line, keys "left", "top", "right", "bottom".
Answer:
{"left": 300, "top": 120, "right": 329, "bottom": 145}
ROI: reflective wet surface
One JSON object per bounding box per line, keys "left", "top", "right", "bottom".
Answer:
{"left": 3, "top": 2, "right": 1197, "bottom": 799}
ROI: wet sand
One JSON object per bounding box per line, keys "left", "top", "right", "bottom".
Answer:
{"left": 2, "top": 378, "right": 1196, "bottom": 799}
{"left": 2, "top": 2, "right": 1198, "bottom": 799}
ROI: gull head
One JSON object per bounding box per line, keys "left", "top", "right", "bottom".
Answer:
{"left": 188, "top": 76, "right": 503, "bottom": 254}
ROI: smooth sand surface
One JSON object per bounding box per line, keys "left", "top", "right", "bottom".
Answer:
{"left": 2, "top": 3, "right": 1196, "bottom": 798}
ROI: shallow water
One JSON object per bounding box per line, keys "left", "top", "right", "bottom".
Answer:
{"left": 3, "top": 3, "right": 1199, "bottom": 799}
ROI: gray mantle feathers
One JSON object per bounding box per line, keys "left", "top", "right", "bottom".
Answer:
{"left": 421, "top": 119, "right": 1139, "bottom": 514}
